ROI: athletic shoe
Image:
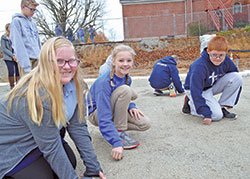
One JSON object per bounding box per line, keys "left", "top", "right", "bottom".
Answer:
{"left": 119, "top": 131, "right": 140, "bottom": 150}
{"left": 222, "top": 108, "right": 237, "bottom": 119}
{"left": 153, "top": 89, "right": 163, "bottom": 96}
{"left": 168, "top": 84, "right": 176, "bottom": 97}
{"left": 182, "top": 95, "right": 190, "bottom": 114}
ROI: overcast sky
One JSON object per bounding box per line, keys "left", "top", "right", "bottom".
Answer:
{"left": 0, "top": 0, "right": 123, "bottom": 41}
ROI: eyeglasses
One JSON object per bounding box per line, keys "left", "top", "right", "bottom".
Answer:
{"left": 209, "top": 54, "right": 225, "bottom": 59}
{"left": 25, "top": 5, "right": 37, "bottom": 12}
{"left": 57, "top": 59, "right": 80, "bottom": 68}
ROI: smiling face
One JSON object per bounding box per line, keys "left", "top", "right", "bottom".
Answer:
{"left": 112, "top": 51, "right": 133, "bottom": 78}
{"left": 55, "top": 46, "right": 77, "bottom": 85}
{"left": 207, "top": 50, "right": 226, "bottom": 66}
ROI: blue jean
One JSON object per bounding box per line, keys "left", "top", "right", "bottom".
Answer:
{"left": 67, "top": 36, "right": 73, "bottom": 42}
{"left": 90, "top": 35, "right": 94, "bottom": 43}
{"left": 4, "top": 60, "right": 19, "bottom": 77}
{"left": 80, "top": 36, "right": 85, "bottom": 43}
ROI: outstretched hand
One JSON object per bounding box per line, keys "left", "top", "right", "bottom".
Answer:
{"left": 111, "top": 146, "right": 123, "bottom": 160}
{"left": 129, "top": 108, "right": 144, "bottom": 120}
{"left": 203, "top": 118, "right": 212, "bottom": 125}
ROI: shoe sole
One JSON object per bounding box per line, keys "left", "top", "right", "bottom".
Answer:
{"left": 153, "top": 93, "right": 164, "bottom": 96}
{"left": 123, "top": 142, "right": 140, "bottom": 150}
{"left": 169, "top": 94, "right": 176, "bottom": 97}
{"left": 224, "top": 115, "right": 237, "bottom": 120}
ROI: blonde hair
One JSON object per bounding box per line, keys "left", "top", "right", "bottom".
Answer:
{"left": 6, "top": 37, "right": 85, "bottom": 127}
{"left": 110, "top": 44, "right": 136, "bottom": 87}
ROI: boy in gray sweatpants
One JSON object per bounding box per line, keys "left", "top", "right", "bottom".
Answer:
{"left": 182, "top": 36, "right": 242, "bottom": 125}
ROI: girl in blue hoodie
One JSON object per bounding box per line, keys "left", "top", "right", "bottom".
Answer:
{"left": 182, "top": 36, "right": 242, "bottom": 125}
{"left": 88, "top": 44, "right": 151, "bottom": 161}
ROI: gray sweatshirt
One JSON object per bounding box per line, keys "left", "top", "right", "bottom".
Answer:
{"left": 0, "top": 87, "right": 102, "bottom": 178}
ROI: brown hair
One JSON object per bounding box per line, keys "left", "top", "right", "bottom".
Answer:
{"left": 207, "top": 36, "right": 228, "bottom": 52}
{"left": 5, "top": 23, "right": 10, "bottom": 36}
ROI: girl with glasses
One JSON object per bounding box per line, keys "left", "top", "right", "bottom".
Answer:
{"left": 0, "top": 37, "right": 105, "bottom": 179}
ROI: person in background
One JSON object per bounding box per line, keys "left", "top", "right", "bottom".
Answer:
{"left": 10, "top": 0, "right": 41, "bottom": 76}
{"left": 99, "top": 55, "right": 112, "bottom": 76}
{"left": 88, "top": 44, "right": 151, "bottom": 161}
{"left": 0, "top": 37, "right": 105, "bottom": 179}
{"left": 88, "top": 25, "right": 96, "bottom": 43}
{"left": 77, "top": 27, "right": 85, "bottom": 43}
{"left": 182, "top": 36, "right": 242, "bottom": 125}
{"left": 149, "top": 55, "right": 184, "bottom": 97}
{"left": 55, "top": 23, "right": 63, "bottom": 37}
{"left": 1, "top": 23, "right": 20, "bottom": 89}
{"left": 65, "top": 25, "right": 73, "bottom": 42}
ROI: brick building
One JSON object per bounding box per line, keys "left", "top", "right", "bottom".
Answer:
{"left": 120, "top": 0, "right": 250, "bottom": 40}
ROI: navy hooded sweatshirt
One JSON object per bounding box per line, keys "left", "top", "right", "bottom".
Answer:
{"left": 149, "top": 56, "right": 184, "bottom": 93}
{"left": 184, "top": 48, "right": 238, "bottom": 118}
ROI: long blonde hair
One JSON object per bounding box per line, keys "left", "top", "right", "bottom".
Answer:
{"left": 110, "top": 44, "right": 136, "bottom": 87}
{"left": 6, "top": 37, "right": 85, "bottom": 127}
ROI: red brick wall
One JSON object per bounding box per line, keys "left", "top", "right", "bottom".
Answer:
{"left": 121, "top": 0, "right": 249, "bottom": 39}
{"left": 122, "top": 2, "right": 185, "bottom": 39}
{"left": 122, "top": 2, "right": 185, "bottom": 17}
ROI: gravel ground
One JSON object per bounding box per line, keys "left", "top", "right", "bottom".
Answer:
{"left": 1, "top": 76, "right": 250, "bottom": 179}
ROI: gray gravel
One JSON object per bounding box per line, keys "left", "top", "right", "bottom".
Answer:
{"left": 1, "top": 76, "right": 250, "bottom": 179}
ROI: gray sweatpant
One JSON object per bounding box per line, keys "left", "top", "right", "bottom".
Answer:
{"left": 185, "top": 72, "right": 242, "bottom": 121}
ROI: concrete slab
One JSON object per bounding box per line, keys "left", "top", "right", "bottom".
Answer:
{"left": 1, "top": 76, "right": 250, "bottom": 178}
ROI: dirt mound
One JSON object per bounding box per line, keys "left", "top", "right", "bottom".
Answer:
{"left": 77, "top": 32, "right": 250, "bottom": 78}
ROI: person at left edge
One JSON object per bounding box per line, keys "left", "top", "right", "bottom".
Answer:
{"left": 0, "top": 37, "right": 105, "bottom": 179}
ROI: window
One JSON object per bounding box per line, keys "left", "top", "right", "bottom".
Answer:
{"left": 233, "top": 2, "right": 242, "bottom": 14}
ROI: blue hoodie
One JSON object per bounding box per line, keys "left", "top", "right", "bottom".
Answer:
{"left": 10, "top": 13, "right": 41, "bottom": 72}
{"left": 55, "top": 24, "right": 63, "bottom": 37}
{"left": 88, "top": 71, "right": 136, "bottom": 148}
{"left": 149, "top": 56, "right": 184, "bottom": 93}
{"left": 184, "top": 48, "right": 238, "bottom": 118}
{"left": 77, "top": 28, "right": 85, "bottom": 37}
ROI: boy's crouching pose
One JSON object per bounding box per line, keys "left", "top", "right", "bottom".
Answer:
{"left": 182, "top": 36, "right": 242, "bottom": 125}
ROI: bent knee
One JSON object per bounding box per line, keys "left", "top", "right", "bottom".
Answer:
{"left": 139, "top": 117, "right": 151, "bottom": 131}
{"left": 211, "top": 111, "right": 223, "bottom": 121}
{"left": 115, "top": 85, "right": 137, "bottom": 99}
{"left": 230, "top": 72, "right": 243, "bottom": 86}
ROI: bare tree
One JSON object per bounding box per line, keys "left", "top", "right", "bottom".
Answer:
{"left": 34, "top": 0, "right": 105, "bottom": 40}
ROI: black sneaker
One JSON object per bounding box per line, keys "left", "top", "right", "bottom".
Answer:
{"left": 222, "top": 108, "right": 237, "bottom": 119}
{"left": 182, "top": 95, "right": 190, "bottom": 114}
{"left": 119, "top": 131, "right": 140, "bottom": 150}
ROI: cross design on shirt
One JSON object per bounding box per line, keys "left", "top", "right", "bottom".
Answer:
{"left": 209, "top": 72, "right": 218, "bottom": 85}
